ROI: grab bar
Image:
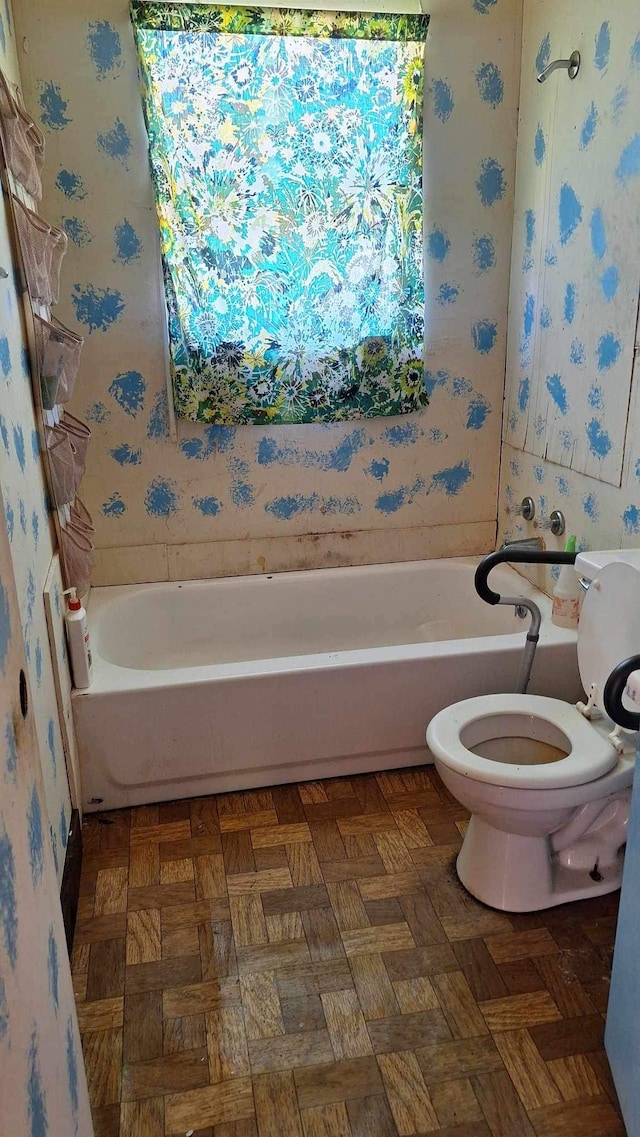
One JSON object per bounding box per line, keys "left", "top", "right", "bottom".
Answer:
{"left": 475, "top": 547, "right": 578, "bottom": 694}
{"left": 475, "top": 548, "right": 576, "bottom": 607}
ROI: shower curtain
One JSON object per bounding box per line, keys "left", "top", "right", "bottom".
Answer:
{"left": 131, "top": 3, "right": 429, "bottom": 424}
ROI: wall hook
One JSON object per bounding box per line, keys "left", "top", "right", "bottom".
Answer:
{"left": 537, "top": 50, "right": 580, "bottom": 83}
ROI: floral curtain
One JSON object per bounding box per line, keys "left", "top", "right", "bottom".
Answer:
{"left": 131, "top": 3, "right": 429, "bottom": 424}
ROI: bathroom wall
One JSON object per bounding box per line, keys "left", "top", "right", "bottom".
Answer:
{"left": 14, "top": 0, "right": 522, "bottom": 584}
{"left": 0, "top": 480, "right": 93, "bottom": 1136}
{"left": 498, "top": 0, "right": 640, "bottom": 593}
{"left": 0, "top": 7, "right": 74, "bottom": 883}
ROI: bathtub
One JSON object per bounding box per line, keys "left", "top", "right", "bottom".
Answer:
{"left": 73, "top": 557, "right": 582, "bottom": 811}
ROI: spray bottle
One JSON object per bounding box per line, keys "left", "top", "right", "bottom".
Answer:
{"left": 551, "top": 535, "right": 582, "bottom": 628}
{"left": 63, "top": 587, "right": 92, "bottom": 689}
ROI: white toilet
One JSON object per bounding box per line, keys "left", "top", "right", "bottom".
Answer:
{"left": 426, "top": 550, "right": 640, "bottom": 912}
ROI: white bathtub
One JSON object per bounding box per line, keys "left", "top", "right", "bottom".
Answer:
{"left": 73, "top": 557, "right": 582, "bottom": 810}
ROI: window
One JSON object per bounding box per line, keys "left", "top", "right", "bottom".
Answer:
{"left": 131, "top": 3, "right": 429, "bottom": 424}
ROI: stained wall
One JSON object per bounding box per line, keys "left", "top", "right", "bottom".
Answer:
{"left": 1, "top": 2, "right": 74, "bottom": 882}
{"left": 0, "top": 473, "right": 92, "bottom": 1134}
{"left": 498, "top": 0, "right": 640, "bottom": 593}
{"left": 14, "top": 0, "right": 522, "bottom": 584}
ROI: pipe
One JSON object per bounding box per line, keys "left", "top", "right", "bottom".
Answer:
{"left": 537, "top": 50, "right": 581, "bottom": 83}
{"left": 514, "top": 631, "right": 538, "bottom": 696}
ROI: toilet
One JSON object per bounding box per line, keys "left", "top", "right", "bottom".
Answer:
{"left": 426, "top": 550, "right": 640, "bottom": 912}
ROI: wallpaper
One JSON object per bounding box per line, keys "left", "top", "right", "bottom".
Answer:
{"left": 498, "top": 0, "right": 640, "bottom": 594}
{"left": 0, "top": 5, "right": 73, "bottom": 884}
{"left": 0, "top": 478, "right": 93, "bottom": 1135}
{"left": 13, "top": 0, "right": 522, "bottom": 584}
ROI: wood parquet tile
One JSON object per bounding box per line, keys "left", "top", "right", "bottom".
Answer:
{"left": 74, "top": 768, "right": 626, "bottom": 1137}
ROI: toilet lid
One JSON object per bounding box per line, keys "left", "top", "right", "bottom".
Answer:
{"left": 578, "top": 561, "right": 640, "bottom": 714}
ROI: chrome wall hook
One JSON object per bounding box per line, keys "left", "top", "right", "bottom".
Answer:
{"left": 537, "top": 50, "right": 580, "bottom": 83}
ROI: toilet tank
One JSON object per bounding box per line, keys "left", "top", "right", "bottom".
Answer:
{"left": 575, "top": 548, "right": 640, "bottom": 581}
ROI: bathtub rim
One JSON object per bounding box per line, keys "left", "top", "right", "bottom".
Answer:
{"left": 78, "top": 556, "right": 576, "bottom": 697}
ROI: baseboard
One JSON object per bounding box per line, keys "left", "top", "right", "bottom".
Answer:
{"left": 60, "top": 808, "right": 82, "bottom": 955}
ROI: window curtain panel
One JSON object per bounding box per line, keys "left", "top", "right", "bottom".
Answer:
{"left": 131, "top": 3, "right": 429, "bottom": 424}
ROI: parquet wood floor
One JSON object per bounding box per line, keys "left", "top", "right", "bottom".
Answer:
{"left": 73, "top": 767, "right": 626, "bottom": 1137}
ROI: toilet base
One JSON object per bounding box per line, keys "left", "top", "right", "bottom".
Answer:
{"left": 457, "top": 815, "right": 624, "bottom": 912}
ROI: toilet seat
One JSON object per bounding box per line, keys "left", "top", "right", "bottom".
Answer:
{"left": 428, "top": 561, "right": 640, "bottom": 793}
{"left": 427, "top": 693, "right": 618, "bottom": 790}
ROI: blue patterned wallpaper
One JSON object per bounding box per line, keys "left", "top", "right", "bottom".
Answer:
{"left": 0, "top": 484, "right": 92, "bottom": 1132}
{"left": 499, "top": 0, "right": 640, "bottom": 592}
{"left": 0, "top": 11, "right": 73, "bottom": 883}
{"left": 14, "top": 0, "right": 522, "bottom": 583}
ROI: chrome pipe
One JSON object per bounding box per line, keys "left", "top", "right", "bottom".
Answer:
{"left": 537, "top": 50, "right": 580, "bottom": 83}
{"left": 500, "top": 536, "right": 544, "bottom": 552}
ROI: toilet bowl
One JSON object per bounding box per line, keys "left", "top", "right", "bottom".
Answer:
{"left": 426, "top": 556, "right": 640, "bottom": 912}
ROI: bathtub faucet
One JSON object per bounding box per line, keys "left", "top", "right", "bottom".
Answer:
{"left": 499, "top": 536, "right": 544, "bottom": 552}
